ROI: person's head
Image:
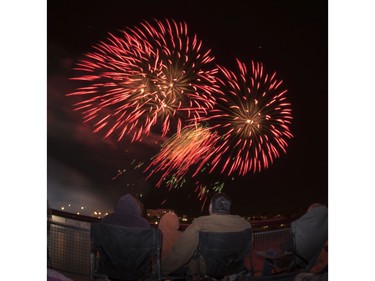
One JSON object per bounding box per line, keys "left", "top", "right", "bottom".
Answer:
{"left": 158, "top": 211, "right": 180, "bottom": 231}
{"left": 114, "top": 194, "right": 142, "bottom": 216}
{"left": 307, "top": 203, "right": 324, "bottom": 213}
{"left": 209, "top": 193, "right": 232, "bottom": 215}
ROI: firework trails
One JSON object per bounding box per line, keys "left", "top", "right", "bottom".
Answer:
{"left": 201, "top": 59, "right": 293, "bottom": 176}
{"left": 67, "top": 18, "right": 294, "bottom": 201}
{"left": 67, "top": 19, "right": 219, "bottom": 142}
{"left": 145, "top": 125, "right": 221, "bottom": 188}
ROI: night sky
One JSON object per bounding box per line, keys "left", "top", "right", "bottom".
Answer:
{"left": 47, "top": 0, "right": 328, "bottom": 217}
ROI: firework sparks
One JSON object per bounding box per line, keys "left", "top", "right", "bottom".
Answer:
{"left": 202, "top": 59, "right": 293, "bottom": 176}
{"left": 67, "top": 19, "right": 219, "bottom": 142}
{"left": 111, "top": 169, "right": 126, "bottom": 180}
{"left": 145, "top": 125, "right": 221, "bottom": 188}
{"left": 153, "top": 171, "right": 225, "bottom": 212}
{"left": 195, "top": 181, "right": 225, "bottom": 211}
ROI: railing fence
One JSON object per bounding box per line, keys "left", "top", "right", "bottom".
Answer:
{"left": 47, "top": 213, "right": 292, "bottom": 278}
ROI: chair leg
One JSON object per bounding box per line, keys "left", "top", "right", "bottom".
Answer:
{"left": 90, "top": 252, "right": 96, "bottom": 281}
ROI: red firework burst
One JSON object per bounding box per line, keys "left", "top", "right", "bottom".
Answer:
{"left": 145, "top": 125, "right": 221, "bottom": 188}
{"left": 201, "top": 59, "right": 294, "bottom": 176}
{"left": 67, "top": 19, "right": 219, "bottom": 142}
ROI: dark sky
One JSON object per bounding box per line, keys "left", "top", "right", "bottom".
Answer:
{"left": 47, "top": 0, "right": 328, "bottom": 217}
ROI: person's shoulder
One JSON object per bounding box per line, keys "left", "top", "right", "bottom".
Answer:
{"left": 227, "top": 214, "right": 245, "bottom": 218}
{"left": 232, "top": 214, "right": 250, "bottom": 221}
{"left": 182, "top": 215, "right": 211, "bottom": 230}
{"left": 227, "top": 214, "right": 251, "bottom": 222}
{"left": 139, "top": 217, "right": 151, "bottom": 228}
{"left": 211, "top": 214, "right": 247, "bottom": 220}
{"left": 192, "top": 215, "right": 212, "bottom": 223}
{"left": 144, "top": 222, "right": 152, "bottom": 228}
{"left": 198, "top": 214, "right": 250, "bottom": 225}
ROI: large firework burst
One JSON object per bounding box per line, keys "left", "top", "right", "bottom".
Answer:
{"left": 202, "top": 59, "right": 293, "bottom": 176}
{"left": 145, "top": 125, "right": 221, "bottom": 188}
{"left": 67, "top": 19, "right": 219, "bottom": 142}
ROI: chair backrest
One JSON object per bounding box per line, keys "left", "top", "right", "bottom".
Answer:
{"left": 90, "top": 222, "right": 162, "bottom": 280}
{"left": 195, "top": 228, "right": 253, "bottom": 279}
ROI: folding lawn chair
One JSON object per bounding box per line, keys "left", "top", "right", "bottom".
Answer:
{"left": 191, "top": 228, "right": 254, "bottom": 281}
{"left": 90, "top": 222, "right": 162, "bottom": 281}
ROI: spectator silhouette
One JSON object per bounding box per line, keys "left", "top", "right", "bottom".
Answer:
{"left": 158, "top": 211, "right": 182, "bottom": 258}
{"left": 161, "top": 192, "right": 252, "bottom": 276}
{"left": 101, "top": 193, "right": 150, "bottom": 228}
{"left": 261, "top": 203, "right": 328, "bottom": 276}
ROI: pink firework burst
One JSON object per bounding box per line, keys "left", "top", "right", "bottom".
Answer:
{"left": 67, "top": 19, "right": 219, "bottom": 142}
{"left": 145, "top": 125, "right": 221, "bottom": 188}
{"left": 202, "top": 59, "right": 294, "bottom": 176}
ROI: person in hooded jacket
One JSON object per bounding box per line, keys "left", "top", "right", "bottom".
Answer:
{"left": 101, "top": 193, "right": 150, "bottom": 228}
{"left": 158, "top": 211, "right": 182, "bottom": 258}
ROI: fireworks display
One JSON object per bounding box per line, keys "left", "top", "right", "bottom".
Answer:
{"left": 66, "top": 18, "right": 294, "bottom": 202}
{"left": 145, "top": 125, "right": 221, "bottom": 188}
{"left": 200, "top": 59, "right": 293, "bottom": 176}
{"left": 67, "top": 19, "right": 219, "bottom": 142}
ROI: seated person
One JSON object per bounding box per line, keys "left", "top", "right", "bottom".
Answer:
{"left": 161, "top": 192, "right": 252, "bottom": 276}
{"left": 158, "top": 211, "right": 182, "bottom": 258}
{"left": 101, "top": 193, "right": 150, "bottom": 228}
{"left": 260, "top": 203, "right": 328, "bottom": 275}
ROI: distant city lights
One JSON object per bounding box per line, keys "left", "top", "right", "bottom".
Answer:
{"left": 54, "top": 204, "right": 294, "bottom": 231}
{"left": 58, "top": 203, "right": 110, "bottom": 218}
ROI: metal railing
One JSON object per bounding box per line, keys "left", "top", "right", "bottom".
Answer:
{"left": 253, "top": 228, "right": 291, "bottom": 252}
{"left": 47, "top": 210, "right": 293, "bottom": 278}
{"left": 48, "top": 220, "right": 91, "bottom": 276}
